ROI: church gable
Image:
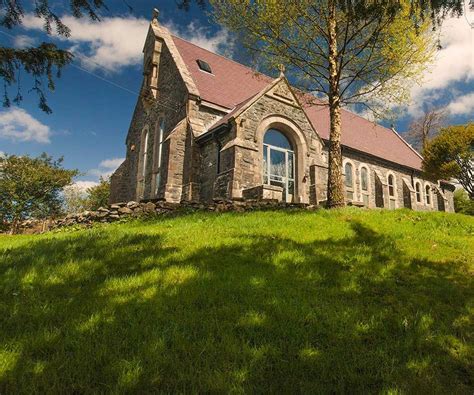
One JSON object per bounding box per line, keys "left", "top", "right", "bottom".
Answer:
{"left": 109, "top": 10, "right": 454, "bottom": 214}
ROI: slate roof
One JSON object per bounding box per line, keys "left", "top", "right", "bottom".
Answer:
{"left": 171, "top": 35, "right": 423, "bottom": 170}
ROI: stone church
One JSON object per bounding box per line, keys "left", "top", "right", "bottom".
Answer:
{"left": 110, "top": 11, "right": 455, "bottom": 212}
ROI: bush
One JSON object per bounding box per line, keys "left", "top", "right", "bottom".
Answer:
{"left": 86, "top": 177, "right": 110, "bottom": 210}
{"left": 453, "top": 189, "right": 474, "bottom": 215}
{"left": 0, "top": 153, "right": 78, "bottom": 233}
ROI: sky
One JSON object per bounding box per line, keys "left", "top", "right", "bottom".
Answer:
{"left": 0, "top": 0, "right": 473, "bottom": 189}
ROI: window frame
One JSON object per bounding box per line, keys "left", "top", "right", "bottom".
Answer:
{"left": 425, "top": 183, "right": 432, "bottom": 206}
{"left": 262, "top": 129, "right": 295, "bottom": 201}
{"left": 359, "top": 164, "right": 370, "bottom": 206}
{"left": 152, "top": 118, "right": 165, "bottom": 197}
{"left": 386, "top": 171, "right": 397, "bottom": 209}
{"left": 343, "top": 160, "right": 355, "bottom": 201}
{"left": 137, "top": 125, "right": 150, "bottom": 199}
{"left": 415, "top": 181, "right": 423, "bottom": 203}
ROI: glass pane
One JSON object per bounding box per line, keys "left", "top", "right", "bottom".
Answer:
{"left": 288, "top": 152, "right": 294, "bottom": 179}
{"left": 389, "top": 185, "right": 394, "bottom": 196}
{"left": 361, "top": 168, "right": 368, "bottom": 191}
{"left": 288, "top": 180, "right": 294, "bottom": 195}
{"left": 263, "top": 146, "right": 268, "bottom": 183}
{"left": 346, "top": 191, "right": 354, "bottom": 200}
{"left": 345, "top": 163, "right": 353, "bottom": 187}
{"left": 269, "top": 149, "right": 286, "bottom": 177}
{"left": 264, "top": 129, "right": 292, "bottom": 150}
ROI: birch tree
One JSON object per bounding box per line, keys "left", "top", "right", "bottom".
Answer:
{"left": 406, "top": 107, "right": 447, "bottom": 152}
{"left": 210, "top": 0, "right": 436, "bottom": 207}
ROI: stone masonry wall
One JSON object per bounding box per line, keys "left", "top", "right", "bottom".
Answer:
{"left": 110, "top": 42, "right": 188, "bottom": 204}
{"left": 224, "top": 81, "right": 324, "bottom": 203}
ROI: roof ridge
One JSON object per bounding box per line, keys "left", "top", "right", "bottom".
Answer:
{"left": 170, "top": 33, "right": 400, "bottom": 137}
{"left": 389, "top": 126, "right": 425, "bottom": 160}
{"left": 170, "top": 34, "right": 273, "bottom": 80}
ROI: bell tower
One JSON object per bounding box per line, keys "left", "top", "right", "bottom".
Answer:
{"left": 141, "top": 8, "right": 163, "bottom": 111}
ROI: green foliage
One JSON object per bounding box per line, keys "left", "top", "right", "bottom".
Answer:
{"left": 0, "top": 0, "right": 106, "bottom": 112}
{"left": 62, "top": 185, "right": 89, "bottom": 214}
{"left": 209, "top": 0, "right": 435, "bottom": 116}
{"left": 422, "top": 123, "right": 474, "bottom": 199}
{"left": 454, "top": 189, "right": 474, "bottom": 215}
{"left": 0, "top": 153, "right": 78, "bottom": 232}
{"left": 0, "top": 209, "right": 472, "bottom": 393}
{"left": 85, "top": 177, "right": 110, "bottom": 210}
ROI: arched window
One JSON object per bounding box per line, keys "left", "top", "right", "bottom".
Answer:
{"left": 142, "top": 130, "right": 149, "bottom": 177}
{"left": 425, "top": 185, "right": 431, "bottom": 205}
{"left": 344, "top": 162, "right": 353, "bottom": 188}
{"left": 360, "top": 166, "right": 369, "bottom": 206}
{"left": 344, "top": 161, "right": 354, "bottom": 200}
{"left": 137, "top": 126, "right": 149, "bottom": 199}
{"left": 415, "top": 181, "right": 422, "bottom": 203}
{"left": 388, "top": 174, "right": 395, "bottom": 196}
{"left": 152, "top": 119, "right": 165, "bottom": 197}
{"left": 263, "top": 129, "right": 295, "bottom": 202}
{"left": 387, "top": 173, "right": 397, "bottom": 209}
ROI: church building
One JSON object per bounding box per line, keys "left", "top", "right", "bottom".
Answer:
{"left": 110, "top": 11, "right": 455, "bottom": 212}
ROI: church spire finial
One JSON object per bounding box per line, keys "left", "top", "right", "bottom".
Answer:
{"left": 152, "top": 8, "right": 159, "bottom": 25}
{"left": 278, "top": 64, "right": 285, "bottom": 77}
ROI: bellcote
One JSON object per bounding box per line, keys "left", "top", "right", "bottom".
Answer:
{"left": 141, "top": 8, "right": 163, "bottom": 108}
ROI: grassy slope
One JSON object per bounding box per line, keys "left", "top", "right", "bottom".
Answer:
{"left": 0, "top": 208, "right": 473, "bottom": 393}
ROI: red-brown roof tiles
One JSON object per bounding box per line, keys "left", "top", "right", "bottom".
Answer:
{"left": 172, "top": 35, "right": 423, "bottom": 170}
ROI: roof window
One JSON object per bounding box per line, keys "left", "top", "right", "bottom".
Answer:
{"left": 197, "top": 59, "right": 212, "bottom": 74}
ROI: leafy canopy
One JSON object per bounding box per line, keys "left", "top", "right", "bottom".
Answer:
{"left": 0, "top": 153, "right": 78, "bottom": 231}
{"left": 0, "top": 0, "right": 107, "bottom": 113}
{"left": 453, "top": 189, "right": 474, "bottom": 215}
{"left": 210, "top": 0, "right": 436, "bottom": 117}
{"left": 422, "top": 123, "right": 474, "bottom": 199}
{"left": 86, "top": 177, "right": 111, "bottom": 210}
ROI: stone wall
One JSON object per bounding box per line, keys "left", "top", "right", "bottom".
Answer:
{"left": 335, "top": 148, "right": 451, "bottom": 212}
{"left": 208, "top": 80, "right": 325, "bottom": 204}
{"left": 110, "top": 41, "right": 188, "bottom": 204}
{"left": 110, "top": 29, "right": 454, "bottom": 212}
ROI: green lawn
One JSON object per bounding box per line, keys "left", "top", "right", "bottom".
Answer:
{"left": 1, "top": 208, "right": 473, "bottom": 393}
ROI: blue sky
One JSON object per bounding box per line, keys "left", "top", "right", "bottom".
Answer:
{"left": 0, "top": 1, "right": 473, "bottom": 188}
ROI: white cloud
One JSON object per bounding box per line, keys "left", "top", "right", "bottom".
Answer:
{"left": 21, "top": 14, "right": 234, "bottom": 72}
{"left": 13, "top": 34, "right": 36, "bottom": 48}
{"left": 22, "top": 14, "right": 149, "bottom": 72}
{"left": 164, "top": 21, "right": 234, "bottom": 55}
{"left": 407, "top": 17, "right": 474, "bottom": 116}
{"left": 66, "top": 180, "right": 99, "bottom": 192}
{"left": 0, "top": 151, "right": 5, "bottom": 158}
{"left": 447, "top": 92, "right": 474, "bottom": 115}
{"left": 99, "top": 157, "right": 125, "bottom": 169}
{"left": 0, "top": 108, "right": 51, "bottom": 143}
{"left": 88, "top": 157, "right": 124, "bottom": 180}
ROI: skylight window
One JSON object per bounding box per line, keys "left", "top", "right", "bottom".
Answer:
{"left": 197, "top": 59, "right": 212, "bottom": 74}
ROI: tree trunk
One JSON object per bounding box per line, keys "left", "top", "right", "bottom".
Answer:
{"left": 326, "top": 0, "right": 345, "bottom": 208}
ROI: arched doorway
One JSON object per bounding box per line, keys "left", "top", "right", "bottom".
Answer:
{"left": 263, "top": 129, "right": 295, "bottom": 202}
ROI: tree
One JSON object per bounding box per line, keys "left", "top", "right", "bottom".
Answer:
{"left": 1, "top": 0, "right": 107, "bottom": 113}
{"left": 0, "top": 153, "right": 78, "bottom": 233}
{"left": 453, "top": 189, "right": 474, "bottom": 215}
{"left": 406, "top": 107, "right": 447, "bottom": 152}
{"left": 62, "top": 185, "right": 88, "bottom": 214}
{"left": 210, "top": 0, "right": 435, "bottom": 207}
{"left": 178, "top": 0, "right": 468, "bottom": 19}
{"left": 86, "top": 177, "right": 110, "bottom": 210}
{"left": 422, "top": 123, "right": 474, "bottom": 199}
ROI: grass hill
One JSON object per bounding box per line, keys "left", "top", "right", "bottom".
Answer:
{"left": 1, "top": 208, "right": 473, "bottom": 393}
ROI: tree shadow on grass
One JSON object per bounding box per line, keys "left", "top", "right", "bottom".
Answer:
{"left": 0, "top": 220, "right": 472, "bottom": 393}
